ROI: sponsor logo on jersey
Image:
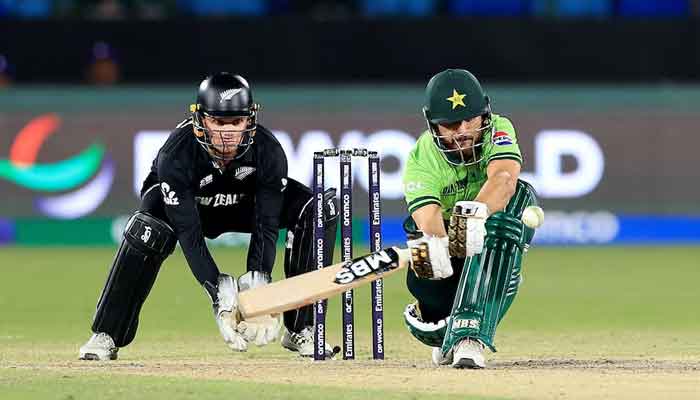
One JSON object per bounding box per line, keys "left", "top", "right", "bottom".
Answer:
{"left": 219, "top": 88, "right": 242, "bottom": 102}
{"left": 160, "top": 182, "right": 179, "bottom": 205}
{"left": 492, "top": 131, "right": 513, "bottom": 146}
{"left": 195, "top": 193, "right": 244, "bottom": 207}
{"left": 281, "top": 177, "right": 288, "bottom": 192}
{"left": 441, "top": 177, "right": 469, "bottom": 196}
{"left": 199, "top": 174, "right": 213, "bottom": 188}
{"left": 404, "top": 181, "right": 423, "bottom": 193}
{"left": 234, "top": 166, "right": 256, "bottom": 181}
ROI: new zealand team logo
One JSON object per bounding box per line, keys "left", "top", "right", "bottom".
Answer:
{"left": 0, "top": 114, "right": 114, "bottom": 218}
{"left": 492, "top": 131, "right": 513, "bottom": 146}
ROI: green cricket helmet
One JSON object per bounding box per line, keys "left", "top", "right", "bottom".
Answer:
{"left": 422, "top": 69, "right": 493, "bottom": 166}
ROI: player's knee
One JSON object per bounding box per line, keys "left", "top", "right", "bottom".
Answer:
{"left": 285, "top": 188, "right": 338, "bottom": 276}
{"left": 123, "top": 212, "right": 177, "bottom": 257}
{"left": 515, "top": 179, "right": 537, "bottom": 200}
{"left": 486, "top": 212, "right": 525, "bottom": 246}
{"left": 298, "top": 187, "right": 337, "bottom": 226}
{"left": 500, "top": 179, "right": 539, "bottom": 245}
{"left": 505, "top": 179, "right": 538, "bottom": 214}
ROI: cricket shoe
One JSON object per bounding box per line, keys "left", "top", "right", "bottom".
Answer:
{"left": 452, "top": 338, "right": 485, "bottom": 369}
{"left": 79, "top": 332, "right": 118, "bottom": 361}
{"left": 431, "top": 346, "right": 453, "bottom": 366}
{"left": 281, "top": 327, "right": 335, "bottom": 358}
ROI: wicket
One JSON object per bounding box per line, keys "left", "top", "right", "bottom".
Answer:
{"left": 312, "top": 148, "right": 383, "bottom": 361}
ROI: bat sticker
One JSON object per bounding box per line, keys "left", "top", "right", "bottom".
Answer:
{"left": 334, "top": 248, "right": 400, "bottom": 284}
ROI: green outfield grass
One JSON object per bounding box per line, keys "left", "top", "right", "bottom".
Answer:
{"left": 1, "top": 245, "right": 699, "bottom": 399}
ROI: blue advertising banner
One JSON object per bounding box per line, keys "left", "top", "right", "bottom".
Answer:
{"left": 0, "top": 218, "right": 14, "bottom": 244}
{"left": 367, "top": 215, "right": 700, "bottom": 247}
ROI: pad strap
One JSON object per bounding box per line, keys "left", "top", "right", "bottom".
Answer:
{"left": 123, "top": 212, "right": 177, "bottom": 255}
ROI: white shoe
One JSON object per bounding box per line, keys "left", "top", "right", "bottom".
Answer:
{"left": 431, "top": 346, "right": 453, "bottom": 366}
{"left": 281, "top": 327, "right": 335, "bottom": 358}
{"left": 79, "top": 332, "right": 118, "bottom": 361}
{"left": 452, "top": 338, "right": 485, "bottom": 369}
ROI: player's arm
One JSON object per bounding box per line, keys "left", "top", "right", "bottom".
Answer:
{"left": 247, "top": 145, "right": 288, "bottom": 276}
{"left": 474, "top": 159, "right": 521, "bottom": 215}
{"left": 449, "top": 129, "right": 522, "bottom": 258}
{"left": 158, "top": 158, "right": 258, "bottom": 351}
{"left": 411, "top": 158, "right": 522, "bottom": 234}
{"left": 411, "top": 204, "right": 447, "bottom": 237}
{"left": 157, "top": 159, "right": 220, "bottom": 286}
{"left": 404, "top": 155, "right": 452, "bottom": 280}
{"left": 404, "top": 148, "right": 446, "bottom": 237}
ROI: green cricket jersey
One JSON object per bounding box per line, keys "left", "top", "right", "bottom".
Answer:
{"left": 403, "top": 114, "right": 522, "bottom": 218}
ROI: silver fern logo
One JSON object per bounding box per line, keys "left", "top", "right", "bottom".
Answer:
{"left": 234, "top": 166, "right": 256, "bottom": 181}
{"left": 199, "top": 174, "right": 213, "bottom": 188}
{"left": 219, "top": 88, "right": 242, "bottom": 102}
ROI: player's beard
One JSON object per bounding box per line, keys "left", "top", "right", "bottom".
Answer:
{"left": 440, "top": 133, "right": 484, "bottom": 165}
{"left": 457, "top": 138, "right": 475, "bottom": 159}
{"left": 448, "top": 135, "right": 476, "bottom": 157}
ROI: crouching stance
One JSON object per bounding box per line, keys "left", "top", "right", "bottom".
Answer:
{"left": 402, "top": 69, "right": 539, "bottom": 368}
{"left": 79, "top": 73, "right": 337, "bottom": 360}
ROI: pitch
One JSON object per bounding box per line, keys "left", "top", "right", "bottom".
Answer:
{"left": 1, "top": 246, "right": 699, "bottom": 399}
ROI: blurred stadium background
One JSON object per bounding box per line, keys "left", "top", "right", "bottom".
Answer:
{"left": 2, "top": 2, "right": 700, "bottom": 399}
{"left": 1, "top": 0, "right": 699, "bottom": 247}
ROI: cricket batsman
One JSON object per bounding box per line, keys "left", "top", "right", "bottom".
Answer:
{"left": 79, "top": 72, "right": 338, "bottom": 360}
{"left": 402, "top": 69, "right": 538, "bottom": 368}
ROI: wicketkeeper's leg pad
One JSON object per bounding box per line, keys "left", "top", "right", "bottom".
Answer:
{"left": 282, "top": 188, "right": 338, "bottom": 333}
{"left": 92, "top": 212, "right": 177, "bottom": 347}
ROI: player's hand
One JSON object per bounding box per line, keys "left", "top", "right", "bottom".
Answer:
{"left": 406, "top": 235, "right": 453, "bottom": 280}
{"left": 448, "top": 201, "right": 489, "bottom": 258}
{"left": 237, "top": 314, "right": 282, "bottom": 346}
{"left": 212, "top": 274, "right": 248, "bottom": 351}
{"left": 216, "top": 310, "right": 248, "bottom": 351}
{"left": 235, "top": 271, "right": 281, "bottom": 346}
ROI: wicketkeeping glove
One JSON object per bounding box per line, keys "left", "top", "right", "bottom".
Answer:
{"left": 235, "top": 271, "right": 281, "bottom": 346}
{"left": 208, "top": 273, "right": 248, "bottom": 352}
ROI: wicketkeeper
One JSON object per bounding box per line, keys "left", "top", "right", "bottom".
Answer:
{"left": 79, "top": 72, "right": 337, "bottom": 360}
{"left": 403, "top": 69, "right": 538, "bottom": 368}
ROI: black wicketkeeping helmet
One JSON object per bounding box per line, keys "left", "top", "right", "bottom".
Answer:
{"left": 190, "top": 72, "right": 260, "bottom": 161}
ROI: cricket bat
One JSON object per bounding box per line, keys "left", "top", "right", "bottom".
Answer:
{"left": 238, "top": 246, "right": 411, "bottom": 319}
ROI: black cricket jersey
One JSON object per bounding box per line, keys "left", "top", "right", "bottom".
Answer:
{"left": 140, "top": 118, "right": 288, "bottom": 285}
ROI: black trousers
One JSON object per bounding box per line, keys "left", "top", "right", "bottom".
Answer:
{"left": 406, "top": 257, "right": 466, "bottom": 323}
